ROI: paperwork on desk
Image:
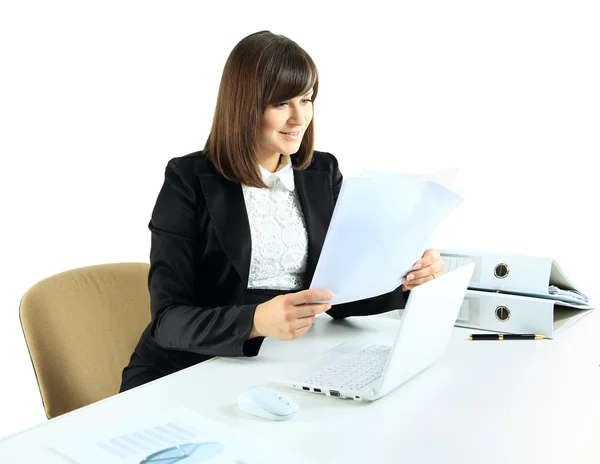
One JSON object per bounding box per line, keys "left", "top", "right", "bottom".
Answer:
{"left": 310, "top": 168, "right": 464, "bottom": 305}
{"left": 49, "top": 407, "right": 301, "bottom": 464}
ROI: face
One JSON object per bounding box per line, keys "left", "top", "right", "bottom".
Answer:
{"left": 258, "top": 88, "right": 314, "bottom": 161}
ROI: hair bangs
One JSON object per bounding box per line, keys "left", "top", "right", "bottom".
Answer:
{"left": 265, "top": 46, "right": 318, "bottom": 106}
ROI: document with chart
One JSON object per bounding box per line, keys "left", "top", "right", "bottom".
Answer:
{"left": 310, "top": 170, "right": 464, "bottom": 305}
{"left": 49, "top": 407, "right": 301, "bottom": 464}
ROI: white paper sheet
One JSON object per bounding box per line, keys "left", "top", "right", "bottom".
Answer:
{"left": 360, "top": 166, "right": 460, "bottom": 193}
{"left": 49, "top": 407, "right": 301, "bottom": 464}
{"left": 310, "top": 173, "right": 464, "bottom": 305}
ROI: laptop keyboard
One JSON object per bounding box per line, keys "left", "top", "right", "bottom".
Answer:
{"left": 303, "top": 344, "right": 391, "bottom": 391}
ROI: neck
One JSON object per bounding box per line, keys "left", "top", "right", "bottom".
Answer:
{"left": 258, "top": 153, "right": 283, "bottom": 173}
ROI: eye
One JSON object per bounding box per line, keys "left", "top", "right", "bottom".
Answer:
{"left": 273, "top": 98, "right": 313, "bottom": 109}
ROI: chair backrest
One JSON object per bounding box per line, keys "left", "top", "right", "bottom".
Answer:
{"left": 19, "top": 262, "right": 151, "bottom": 419}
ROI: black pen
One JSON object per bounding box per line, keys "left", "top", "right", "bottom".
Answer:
{"left": 469, "top": 333, "right": 546, "bottom": 340}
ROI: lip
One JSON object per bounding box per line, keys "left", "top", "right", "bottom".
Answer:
{"left": 280, "top": 131, "right": 301, "bottom": 141}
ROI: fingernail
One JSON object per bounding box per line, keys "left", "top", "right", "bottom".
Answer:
{"left": 327, "top": 293, "right": 333, "bottom": 299}
{"left": 406, "top": 274, "right": 414, "bottom": 281}
{"left": 413, "top": 264, "right": 422, "bottom": 270}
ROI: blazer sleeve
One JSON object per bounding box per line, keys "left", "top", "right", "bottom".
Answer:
{"left": 147, "top": 159, "right": 261, "bottom": 357}
{"left": 325, "top": 153, "right": 410, "bottom": 319}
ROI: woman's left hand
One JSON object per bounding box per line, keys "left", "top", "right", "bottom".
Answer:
{"left": 401, "top": 248, "right": 444, "bottom": 291}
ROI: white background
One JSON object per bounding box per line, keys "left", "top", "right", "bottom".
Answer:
{"left": 0, "top": 0, "right": 598, "bottom": 439}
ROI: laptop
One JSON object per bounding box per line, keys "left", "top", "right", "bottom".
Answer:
{"left": 275, "top": 261, "right": 475, "bottom": 401}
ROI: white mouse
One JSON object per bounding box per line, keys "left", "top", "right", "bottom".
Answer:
{"left": 237, "top": 386, "right": 299, "bottom": 421}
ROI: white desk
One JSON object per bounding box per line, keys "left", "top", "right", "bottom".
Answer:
{"left": 1, "top": 309, "right": 600, "bottom": 464}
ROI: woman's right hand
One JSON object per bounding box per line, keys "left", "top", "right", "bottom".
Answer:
{"left": 250, "top": 290, "right": 333, "bottom": 340}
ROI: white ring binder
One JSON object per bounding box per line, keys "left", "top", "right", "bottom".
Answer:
{"left": 439, "top": 249, "right": 594, "bottom": 338}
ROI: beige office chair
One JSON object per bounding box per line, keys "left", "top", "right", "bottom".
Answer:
{"left": 19, "top": 262, "right": 151, "bottom": 419}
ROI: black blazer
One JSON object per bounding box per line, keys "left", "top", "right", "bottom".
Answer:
{"left": 132, "top": 150, "right": 409, "bottom": 375}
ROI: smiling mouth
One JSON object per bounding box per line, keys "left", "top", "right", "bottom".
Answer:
{"left": 279, "top": 131, "right": 302, "bottom": 141}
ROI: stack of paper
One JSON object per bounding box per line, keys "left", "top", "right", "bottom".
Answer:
{"left": 310, "top": 168, "right": 464, "bottom": 305}
{"left": 50, "top": 407, "right": 304, "bottom": 464}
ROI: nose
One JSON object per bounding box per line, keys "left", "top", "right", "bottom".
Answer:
{"left": 287, "top": 104, "right": 306, "bottom": 127}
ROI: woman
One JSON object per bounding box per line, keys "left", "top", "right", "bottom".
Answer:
{"left": 120, "top": 30, "right": 443, "bottom": 392}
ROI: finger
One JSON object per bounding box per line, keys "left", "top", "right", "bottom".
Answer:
{"left": 424, "top": 248, "right": 441, "bottom": 259}
{"left": 287, "top": 289, "right": 333, "bottom": 306}
{"left": 404, "top": 273, "right": 436, "bottom": 287}
{"left": 295, "top": 303, "right": 332, "bottom": 318}
{"left": 292, "top": 315, "right": 316, "bottom": 331}
{"left": 414, "top": 261, "right": 444, "bottom": 279}
{"left": 412, "top": 248, "right": 440, "bottom": 270}
{"left": 403, "top": 268, "right": 432, "bottom": 282}
{"left": 412, "top": 257, "right": 434, "bottom": 270}
{"left": 405, "top": 258, "right": 444, "bottom": 282}
{"left": 292, "top": 323, "right": 313, "bottom": 339}
{"left": 297, "top": 310, "right": 324, "bottom": 320}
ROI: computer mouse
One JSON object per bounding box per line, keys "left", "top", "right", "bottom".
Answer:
{"left": 237, "top": 386, "right": 299, "bottom": 421}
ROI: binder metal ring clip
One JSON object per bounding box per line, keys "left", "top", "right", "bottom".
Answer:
{"left": 494, "top": 263, "right": 510, "bottom": 279}
{"left": 495, "top": 305, "right": 511, "bottom": 321}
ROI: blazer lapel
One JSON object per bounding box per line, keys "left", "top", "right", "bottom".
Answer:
{"left": 198, "top": 161, "right": 334, "bottom": 291}
{"left": 294, "top": 167, "right": 334, "bottom": 287}
{"left": 199, "top": 174, "right": 252, "bottom": 288}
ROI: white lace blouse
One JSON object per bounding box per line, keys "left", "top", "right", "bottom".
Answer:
{"left": 241, "top": 155, "right": 309, "bottom": 291}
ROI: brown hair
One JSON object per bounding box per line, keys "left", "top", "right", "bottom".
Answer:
{"left": 205, "top": 31, "right": 319, "bottom": 187}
